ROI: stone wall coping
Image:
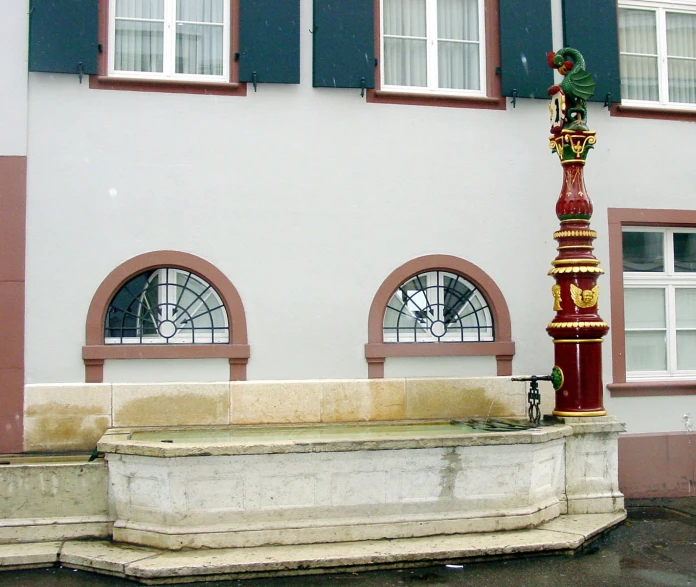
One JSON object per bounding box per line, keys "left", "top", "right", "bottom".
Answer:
{"left": 97, "top": 422, "right": 573, "bottom": 458}
{"left": 559, "top": 416, "right": 626, "bottom": 434}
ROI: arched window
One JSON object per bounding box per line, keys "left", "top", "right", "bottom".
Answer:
{"left": 105, "top": 268, "right": 229, "bottom": 344}
{"left": 366, "top": 255, "right": 514, "bottom": 378}
{"left": 83, "top": 251, "right": 249, "bottom": 383}
{"left": 384, "top": 271, "right": 493, "bottom": 343}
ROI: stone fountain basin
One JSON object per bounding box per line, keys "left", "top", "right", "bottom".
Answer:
{"left": 97, "top": 421, "right": 577, "bottom": 550}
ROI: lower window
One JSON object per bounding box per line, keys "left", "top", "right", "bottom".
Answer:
{"left": 105, "top": 267, "right": 229, "bottom": 344}
{"left": 623, "top": 227, "right": 696, "bottom": 378}
{"left": 384, "top": 270, "right": 493, "bottom": 342}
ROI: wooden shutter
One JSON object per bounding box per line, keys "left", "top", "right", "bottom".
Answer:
{"left": 563, "top": 0, "right": 621, "bottom": 104}
{"left": 239, "top": 0, "right": 301, "bottom": 84}
{"left": 499, "top": 0, "right": 554, "bottom": 99}
{"left": 312, "top": 0, "right": 375, "bottom": 89}
{"left": 29, "top": 0, "right": 98, "bottom": 75}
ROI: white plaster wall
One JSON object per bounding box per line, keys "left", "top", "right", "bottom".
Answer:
{"left": 0, "top": 0, "right": 29, "bottom": 156}
{"left": 22, "top": 0, "right": 696, "bottom": 433}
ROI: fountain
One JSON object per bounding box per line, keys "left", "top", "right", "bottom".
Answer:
{"left": 1, "top": 47, "right": 625, "bottom": 582}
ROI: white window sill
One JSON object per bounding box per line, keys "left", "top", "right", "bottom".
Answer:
{"left": 611, "top": 102, "right": 696, "bottom": 121}
{"left": 621, "top": 99, "right": 696, "bottom": 112}
{"left": 108, "top": 72, "right": 229, "bottom": 85}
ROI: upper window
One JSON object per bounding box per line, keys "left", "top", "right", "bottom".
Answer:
{"left": 109, "top": 0, "right": 230, "bottom": 82}
{"left": 623, "top": 227, "right": 696, "bottom": 378}
{"left": 380, "top": 0, "right": 485, "bottom": 96}
{"left": 384, "top": 270, "right": 493, "bottom": 342}
{"left": 619, "top": 0, "right": 696, "bottom": 108}
{"left": 106, "top": 267, "right": 229, "bottom": 344}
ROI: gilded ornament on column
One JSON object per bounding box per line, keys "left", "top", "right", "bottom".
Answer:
{"left": 552, "top": 284, "right": 562, "bottom": 311}
{"left": 570, "top": 284, "right": 599, "bottom": 309}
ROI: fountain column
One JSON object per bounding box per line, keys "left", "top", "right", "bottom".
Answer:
{"left": 546, "top": 48, "right": 609, "bottom": 416}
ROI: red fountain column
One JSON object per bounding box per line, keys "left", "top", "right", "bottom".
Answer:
{"left": 546, "top": 130, "right": 609, "bottom": 416}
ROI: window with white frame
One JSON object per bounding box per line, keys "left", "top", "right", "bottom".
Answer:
{"left": 109, "top": 0, "right": 230, "bottom": 81}
{"left": 623, "top": 227, "right": 696, "bottom": 378}
{"left": 105, "top": 267, "right": 229, "bottom": 344}
{"left": 618, "top": 0, "right": 696, "bottom": 107}
{"left": 384, "top": 270, "right": 493, "bottom": 342}
{"left": 380, "top": 0, "right": 485, "bottom": 94}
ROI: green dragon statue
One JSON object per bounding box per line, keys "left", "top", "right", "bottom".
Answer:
{"left": 547, "top": 48, "right": 596, "bottom": 131}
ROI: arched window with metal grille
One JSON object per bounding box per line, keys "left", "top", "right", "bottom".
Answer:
{"left": 384, "top": 270, "right": 493, "bottom": 343}
{"left": 105, "top": 268, "right": 229, "bottom": 344}
{"left": 83, "top": 251, "right": 249, "bottom": 383}
{"left": 366, "top": 255, "right": 514, "bottom": 378}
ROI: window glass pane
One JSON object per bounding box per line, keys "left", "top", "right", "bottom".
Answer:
{"left": 177, "top": 0, "right": 224, "bottom": 24}
{"left": 114, "top": 21, "right": 164, "bottom": 72}
{"left": 622, "top": 231, "right": 664, "bottom": 271}
{"left": 620, "top": 55, "right": 659, "bottom": 100}
{"left": 176, "top": 24, "right": 223, "bottom": 75}
{"left": 676, "top": 288, "right": 696, "bottom": 327}
{"left": 626, "top": 331, "right": 667, "bottom": 371}
{"left": 624, "top": 288, "right": 666, "bottom": 329}
{"left": 668, "top": 58, "right": 696, "bottom": 103}
{"left": 619, "top": 8, "right": 659, "bottom": 101}
{"left": 384, "top": 38, "right": 427, "bottom": 86}
{"left": 438, "top": 0, "right": 478, "bottom": 41}
{"left": 384, "top": 0, "right": 426, "bottom": 36}
{"left": 677, "top": 331, "right": 696, "bottom": 370}
{"left": 675, "top": 233, "right": 696, "bottom": 271}
{"left": 667, "top": 12, "right": 696, "bottom": 58}
{"left": 115, "top": 0, "right": 164, "bottom": 19}
{"left": 619, "top": 9, "right": 657, "bottom": 54}
{"left": 438, "top": 41, "right": 479, "bottom": 89}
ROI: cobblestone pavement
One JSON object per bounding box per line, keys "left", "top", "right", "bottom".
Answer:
{"left": 0, "top": 499, "right": 694, "bottom": 587}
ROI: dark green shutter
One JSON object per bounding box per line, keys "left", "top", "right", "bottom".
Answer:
{"left": 499, "top": 0, "right": 554, "bottom": 99}
{"left": 239, "top": 0, "right": 300, "bottom": 84}
{"left": 29, "top": 0, "right": 98, "bottom": 75}
{"left": 312, "top": 0, "right": 375, "bottom": 89}
{"left": 563, "top": 0, "right": 621, "bottom": 103}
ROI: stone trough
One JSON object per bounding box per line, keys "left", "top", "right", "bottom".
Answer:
{"left": 97, "top": 417, "right": 625, "bottom": 551}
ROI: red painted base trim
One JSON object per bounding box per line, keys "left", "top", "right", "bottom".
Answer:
{"left": 619, "top": 432, "right": 696, "bottom": 498}
{"left": 0, "top": 157, "right": 26, "bottom": 454}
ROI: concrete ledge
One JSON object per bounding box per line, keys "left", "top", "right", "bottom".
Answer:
{"left": 0, "top": 512, "right": 626, "bottom": 583}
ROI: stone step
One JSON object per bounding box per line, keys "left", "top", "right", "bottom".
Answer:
{"left": 0, "top": 512, "right": 625, "bottom": 584}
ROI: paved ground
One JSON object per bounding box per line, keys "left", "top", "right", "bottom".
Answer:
{"left": 0, "top": 498, "right": 694, "bottom": 587}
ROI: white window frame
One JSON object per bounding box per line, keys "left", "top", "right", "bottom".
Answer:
{"left": 379, "top": 0, "right": 487, "bottom": 96}
{"left": 619, "top": 0, "right": 696, "bottom": 110}
{"left": 623, "top": 226, "right": 696, "bottom": 380}
{"left": 108, "top": 0, "right": 231, "bottom": 83}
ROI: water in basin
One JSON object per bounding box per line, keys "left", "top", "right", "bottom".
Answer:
{"left": 127, "top": 421, "right": 509, "bottom": 444}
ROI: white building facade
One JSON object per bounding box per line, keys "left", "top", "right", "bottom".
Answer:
{"left": 0, "top": 0, "right": 694, "bottom": 497}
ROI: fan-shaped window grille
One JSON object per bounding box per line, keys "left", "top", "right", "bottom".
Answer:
{"left": 384, "top": 271, "right": 493, "bottom": 343}
{"left": 105, "top": 268, "right": 229, "bottom": 344}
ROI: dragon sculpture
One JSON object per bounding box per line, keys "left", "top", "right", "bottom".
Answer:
{"left": 547, "top": 48, "right": 596, "bottom": 131}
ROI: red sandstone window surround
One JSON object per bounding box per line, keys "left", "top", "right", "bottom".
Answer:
{"left": 366, "top": 0, "right": 505, "bottom": 110}
{"left": 90, "top": 0, "right": 246, "bottom": 96}
{"left": 83, "top": 251, "right": 250, "bottom": 383}
{"left": 365, "top": 254, "right": 514, "bottom": 377}
{"left": 607, "top": 208, "right": 696, "bottom": 397}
